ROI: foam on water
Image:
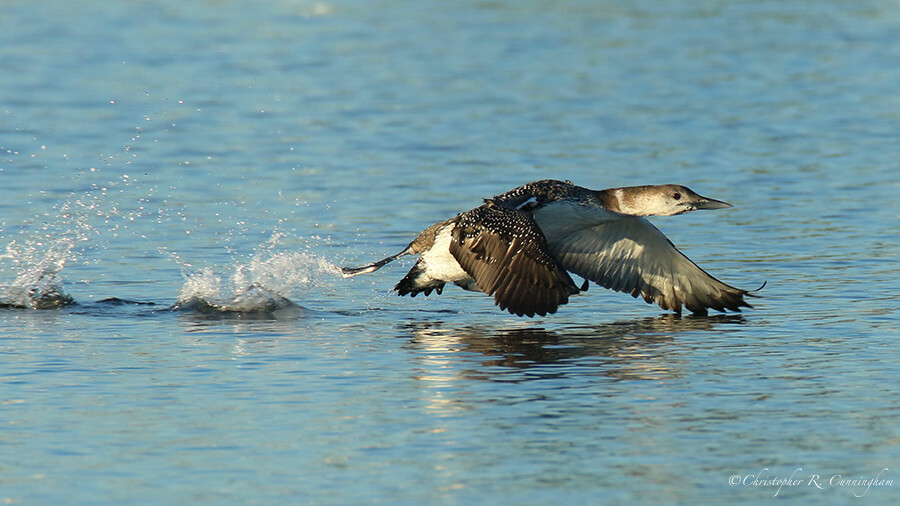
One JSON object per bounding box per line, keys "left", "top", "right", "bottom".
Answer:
{"left": 0, "top": 177, "right": 341, "bottom": 313}
{"left": 0, "top": 271, "right": 74, "bottom": 309}
{"left": 0, "top": 201, "right": 91, "bottom": 309}
{"left": 0, "top": 167, "right": 166, "bottom": 309}
{"left": 170, "top": 234, "right": 341, "bottom": 314}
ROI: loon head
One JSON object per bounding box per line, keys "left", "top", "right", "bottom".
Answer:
{"left": 602, "top": 184, "right": 733, "bottom": 217}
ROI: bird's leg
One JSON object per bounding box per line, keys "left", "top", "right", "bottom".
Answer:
{"left": 341, "top": 248, "right": 411, "bottom": 278}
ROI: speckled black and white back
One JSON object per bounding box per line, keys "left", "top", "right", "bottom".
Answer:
{"left": 487, "top": 179, "right": 603, "bottom": 213}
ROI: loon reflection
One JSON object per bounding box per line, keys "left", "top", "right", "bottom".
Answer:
{"left": 401, "top": 314, "right": 747, "bottom": 382}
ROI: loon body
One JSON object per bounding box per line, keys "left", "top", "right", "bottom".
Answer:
{"left": 342, "top": 179, "right": 756, "bottom": 317}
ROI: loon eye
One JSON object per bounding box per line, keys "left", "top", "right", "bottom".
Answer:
{"left": 672, "top": 192, "right": 682, "bottom": 200}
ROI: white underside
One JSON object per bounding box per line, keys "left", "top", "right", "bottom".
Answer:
{"left": 420, "top": 224, "right": 472, "bottom": 283}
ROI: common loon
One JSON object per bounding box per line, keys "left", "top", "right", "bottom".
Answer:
{"left": 342, "top": 179, "right": 756, "bottom": 317}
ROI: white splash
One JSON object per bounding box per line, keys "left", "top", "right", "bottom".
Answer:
{"left": 171, "top": 237, "right": 341, "bottom": 313}
{"left": 0, "top": 201, "right": 90, "bottom": 309}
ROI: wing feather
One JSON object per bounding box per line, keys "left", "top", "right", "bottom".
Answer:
{"left": 544, "top": 216, "right": 751, "bottom": 314}
{"left": 450, "top": 205, "right": 579, "bottom": 317}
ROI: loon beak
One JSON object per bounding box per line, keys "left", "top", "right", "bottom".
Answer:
{"left": 693, "top": 196, "right": 732, "bottom": 210}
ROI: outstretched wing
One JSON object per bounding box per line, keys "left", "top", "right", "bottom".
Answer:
{"left": 449, "top": 205, "right": 580, "bottom": 317}
{"left": 544, "top": 216, "right": 751, "bottom": 314}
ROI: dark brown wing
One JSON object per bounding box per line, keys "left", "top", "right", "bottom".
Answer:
{"left": 449, "top": 204, "right": 580, "bottom": 317}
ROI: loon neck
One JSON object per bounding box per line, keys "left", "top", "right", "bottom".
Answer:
{"left": 593, "top": 186, "right": 674, "bottom": 216}
{"left": 592, "top": 188, "right": 632, "bottom": 215}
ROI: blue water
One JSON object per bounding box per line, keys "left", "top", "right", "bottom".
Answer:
{"left": 2, "top": 0, "right": 899, "bottom": 503}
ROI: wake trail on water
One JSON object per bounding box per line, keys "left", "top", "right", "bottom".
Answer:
{"left": 167, "top": 239, "right": 342, "bottom": 316}
{"left": 0, "top": 209, "right": 342, "bottom": 314}
{"left": 1, "top": 111, "right": 346, "bottom": 315}
{"left": 1, "top": 242, "right": 342, "bottom": 315}
{"left": 0, "top": 270, "right": 75, "bottom": 309}
{"left": 0, "top": 162, "right": 343, "bottom": 315}
{"left": 0, "top": 173, "right": 151, "bottom": 309}
{"left": 0, "top": 205, "right": 86, "bottom": 309}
